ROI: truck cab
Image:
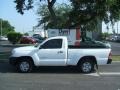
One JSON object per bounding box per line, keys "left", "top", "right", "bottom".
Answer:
{"left": 35, "top": 36, "right": 68, "bottom": 66}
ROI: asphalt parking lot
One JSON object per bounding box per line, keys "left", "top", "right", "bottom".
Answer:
{"left": 109, "top": 42, "right": 120, "bottom": 55}
{"left": 0, "top": 41, "right": 120, "bottom": 90}
{"left": 0, "top": 62, "right": 120, "bottom": 90}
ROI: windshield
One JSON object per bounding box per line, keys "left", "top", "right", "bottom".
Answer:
{"left": 34, "top": 38, "right": 46, "bottom": 48}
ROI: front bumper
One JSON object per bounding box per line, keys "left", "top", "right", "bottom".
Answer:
{"left": 9, "top": 57, "right": 17, "bottom": 66}
{"left": 107, "top": 59, "right": 112, "bottom": 64}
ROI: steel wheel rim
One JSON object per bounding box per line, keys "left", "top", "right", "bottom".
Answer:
{"left": 82, "top": 62, "right": 92, "bottom": 72}
{"left": 20, "top": 61, "right": 30, "bottom": 72}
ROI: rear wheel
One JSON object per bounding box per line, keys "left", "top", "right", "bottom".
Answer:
{"left": 78, "top": 58, "right": 94, "bottom": 73}
{"left": 17, "top": 59, "right": 33, "bottom": 73}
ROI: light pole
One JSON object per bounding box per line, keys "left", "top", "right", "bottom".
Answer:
{"left": 0, "top": 19, "right": 2, "bottom": 36}
{"left": 117, "top": 21, "right": 118, "bottom": 35}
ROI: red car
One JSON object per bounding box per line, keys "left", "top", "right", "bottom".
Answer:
{"left": 20, "top": 36, "right": 37, "bottom": 44}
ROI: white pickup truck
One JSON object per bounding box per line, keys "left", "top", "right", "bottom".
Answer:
{"left": 9, "top": 36, "right": 112, "bottom": 73}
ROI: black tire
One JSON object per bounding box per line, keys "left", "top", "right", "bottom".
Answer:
{"left": 17, "top": 58, "right": 33, "bottom": 73}
{"left": 78, "top": 58, "right": 94, "bottom": 73}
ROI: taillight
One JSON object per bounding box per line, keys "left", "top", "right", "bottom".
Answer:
{"left": 75, "top": 41, "right": 80, "bottom": 46}
{"left": 108, "top": 51, "right": 112, "bottom": 59}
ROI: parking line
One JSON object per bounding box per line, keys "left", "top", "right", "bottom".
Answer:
{"left": 86, "top": 72, "right": 120, "bottom": 77}
{"left": 99, "top": 72, "right": 120, "bottom": 76}
{"left": 85, "top": 73, "right": 100, "bottom": 77}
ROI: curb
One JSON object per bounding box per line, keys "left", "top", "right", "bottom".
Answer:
{"left": 0, "top": 44, "right": 32, "bottom": 47}
{"left": 0, "top": 59, "right": 8, "bottom": 63}
{"left": 0, "top": 51, "right": 11, "bottom": 53}
{"left": 112, "top": 61, "right": 120, "bottom": 62}
{"left": 0, "top": 45, "right": 23, "bottom": 47}
{"left": 0, "top": 44, "right": 15, "bottom": 47}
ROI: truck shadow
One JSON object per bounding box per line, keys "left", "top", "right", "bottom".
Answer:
{"left": 33, "top": 66, "right": 81, "bottom": 74}
{"left": 0, "top": 62, "right": 83, "bottom": 74}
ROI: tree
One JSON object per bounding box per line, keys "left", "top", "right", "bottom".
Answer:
{"left": 14, "top": 0, "right": 57, "bottom": 24}
{"left": 67, "top": 0, "right": 120, "bottom": 40}
{"left": 69, "top": 0, "right": 120, "bottom": 28}
{"left": 24, "top": 32, "right": 29, "bottom": 36}
{"left": 0, "top": 19, "right": 15, "bottom": 36}
{"left": 14, "top": 0, "right": 120, "bottom": 35}
{"left": 37, "top": 3, "right": 72, "bottom": 29}
{"left": 101, "top": 32, "right": 110, "bottom": 40}
{"left": 7, "top": 32, "right": 22, "bottom": 44}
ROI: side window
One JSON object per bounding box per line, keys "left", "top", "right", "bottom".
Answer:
{"left": 41, "top": 39, "right": 62, "bottom": 49}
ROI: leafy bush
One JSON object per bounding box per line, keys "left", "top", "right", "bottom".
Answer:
{"left": 7, "top": 32, "right": 23, "bottom": 44}
{"left": 100, "top": 33, "right": 110, "bottom": 40}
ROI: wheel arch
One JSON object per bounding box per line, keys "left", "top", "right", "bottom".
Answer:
{"left": 15, "top": 56, "right": 35, "bottom": 66}
{"left": 77, "top": 56, "right": 97, "bottom": 66}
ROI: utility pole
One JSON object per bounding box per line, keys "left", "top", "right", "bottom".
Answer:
{"left": 44, "top": 22, "right": 46, "bottom": 37}
{"left": 33, "top": 26, "right": 35, "bottom": 32}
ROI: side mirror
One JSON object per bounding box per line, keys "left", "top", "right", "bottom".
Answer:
{"left": 39, "top": 45, "right": 42, "bottom": 49}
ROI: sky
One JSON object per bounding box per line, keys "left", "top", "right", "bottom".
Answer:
{"left": 0, "top": 0, "right": 38, "bottom": 33}
{"left": 0, "top": 0, "right": 120, "bottom": 34}
{"left": 0, "top": 0, "right": 69, "bottom": 33}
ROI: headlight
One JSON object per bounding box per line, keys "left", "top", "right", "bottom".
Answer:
{"left": 11, "top": 49, "right": 15, "bottom": 55}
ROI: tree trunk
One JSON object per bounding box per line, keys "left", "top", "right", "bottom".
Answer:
{"left": 81, "top": 26, "right": 86, "bottom": 42}
{"left": 47, "top": 0, "right": 57, "bottom": 26}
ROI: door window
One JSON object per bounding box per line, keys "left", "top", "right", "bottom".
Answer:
{"left": 41, "top": 39, "right": 62, "bottom": 49}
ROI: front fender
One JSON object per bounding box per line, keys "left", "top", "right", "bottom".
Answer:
{"left": 11, "top": 51, "right": 31, "bottom": 57}
{"left": 30, "top": 53, "right": 40, "bottom": 66}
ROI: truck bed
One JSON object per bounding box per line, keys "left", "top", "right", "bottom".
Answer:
{"left": 68, "top": 41, "right": 110, "bottom": 49}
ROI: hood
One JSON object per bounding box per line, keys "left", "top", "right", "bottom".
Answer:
{"left": 14, "top": 46, "right": 38, "bottom": 52}
{"left": 11, "top": 46, "right": 39, "bottom": 57}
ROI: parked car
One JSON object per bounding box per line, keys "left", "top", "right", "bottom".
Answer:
{"left": 9, "top": 36, "right": 112, "bottom": 73}
{"left": 20, "top": 36, "right": 37, "bottom": 44}
{"left": 108, "top": 35, "right": 119, "bottom": 42}
{"left": 33, "top": 34, "right": 46, "bottom": 43}
{"left": 116, "top": 36, "right": 120, "bottom": 42}
{"left": 0, "top": 36, "right": 8, "bottom": 41}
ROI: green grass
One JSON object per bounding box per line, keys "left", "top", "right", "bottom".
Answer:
{"left": 112, "top": 55, "right": 120, "bottom": 61}
{"left": 0, "top": 52, "right": 10, "bottom": 59}
{"left": 0, "top": 52, "right": 10, "bottom": 54}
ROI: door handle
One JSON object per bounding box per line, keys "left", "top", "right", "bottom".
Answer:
{"left": 58, "top": 51, "right": 63, "bottom": 54}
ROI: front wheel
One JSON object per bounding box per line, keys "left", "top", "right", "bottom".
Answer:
{"left": 17, "top": 60, "right": 33, "bottom": 73}
{"left": 78, "top": 59, "right": 94, "bottom": 73}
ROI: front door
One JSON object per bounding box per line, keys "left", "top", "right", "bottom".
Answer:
{"left": 37, "top": 39, "right": 66, "bottom": 66}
